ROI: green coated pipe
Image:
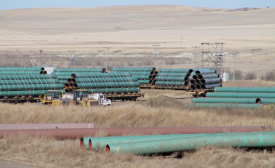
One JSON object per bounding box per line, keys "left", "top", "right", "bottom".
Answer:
{"left": 0, "top": 90, "right": 48, "bottom": 97}
{"left": 155, "top": 81, "right": 185, "bottom": 86}
{"left": 260, "top": 99, "right": 275, "bottom": 104}
{"left": 184, "top": 103, "right": 266, "bottom": 109}
{"left": 0, "top": 67, "right": 43, "bottom": 71}
{"left": 157, "top": 73, "right": 189, "bottom": 77}
{"left": 132, "top": 75, "right": 151, "bottom": 80}
{"left": 138, "top": 80, "right": 150, "bottom": 84}
{"left": 0, "top": 71, "right": 43, "bottom": 75}
{"left": 192, "top": 98, "right": 261, "bottom": 104}
{"left": 54, "top": 68, "right": 104, "bottom": 73}
{"left": 195, "top": 69, "right": 216, "bottom": 74}
{"left": 83, "top": 133, "right": 251, "bottom": 151}
{"left": 77, "top": 82, "right": 140, "bottom": 88}
{"left": 0, "top": 74, "right": 57, "bottom": 80}
{"left": 201, "top": 83, "right": 222, "bottom": 89}
{"left": 112, "top": 67, "right": 155, "bottom": 72}
{"left": 0, "top": 79, "right": 59, "bottom": 85}
{"left": 106, "top": 132, "right": 275, "bottom": 154}
{"left": 215, "top": 87, "right": 275, "bottom": 93}
{"left": 87, "top": 87, "right": 140, "bottom": 94}
{"left": 0, "top": 84, "right": 64, "bottom": 91}
{"left": 159, "top": 69, "right": 192, "bottom": 73}
{"left": 155, "top": 76, "right": 185, "bottom": 81}
{"left": 73, "top": 77, "right": 138, "bottom": 83}
{"left": 198, "top": 74, "right": 219, "bottom": 79}
{"left": 206, "top": 92, "right": 275, "bottom": 98}
{"left": 200, "top": 78, "right": 221, "bottom": 84}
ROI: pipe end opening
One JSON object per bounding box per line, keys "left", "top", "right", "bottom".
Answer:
{"left": 80, "top": 138, "right": 84, "bottom": 149}
{"left": 106, "top": 145, "right": 110, "bottom": 154}
{"left": 256, "top": 98, "right": 261, "bottom": 104}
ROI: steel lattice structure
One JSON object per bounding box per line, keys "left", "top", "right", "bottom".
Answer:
{"left": 200, "top": 43, "right": 224, "bottom": 71}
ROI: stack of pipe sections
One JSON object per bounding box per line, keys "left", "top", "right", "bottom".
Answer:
{"left": 154, "top": 69, "right": 192, "bottom": 89}
{"left": 0, "top": 74, "right": 62, "bottom": 98}
{"left": 58, "top": 72, "right": 140, "bottom": 94}
{"left": 0, "top": 67, "right": 47, "bottom": 74}
{"left": 111, "top": 67, "right": 157, "bottom": 87}
{"left": 186, "top": 87, "right": 275, "bottom": 109}
{"left": 189, "top": 68, "right": 221, "bottom": 90}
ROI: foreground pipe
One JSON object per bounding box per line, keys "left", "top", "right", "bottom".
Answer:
{"left": 106, "top": 132, "right": 275, "bottom": 155}
{"left": 0, "top": 123, "right": 97, "bottom": 130}
{"left": 206, "top": 92, "right": 275, "bottom": 98}
{"left": 81, "top": 132, "right": 265, "bottom": 151}
{"left": 0, "top": 126, "right": 270, "bottom": 139}
{"left": 185, "top": 103, "right": 269, "bottom": 109}
{"left": 215, "top": 87, "right": 275, "bottom": 93}
{"left": 192, "top": 98, "right": 261, "bottom": 104}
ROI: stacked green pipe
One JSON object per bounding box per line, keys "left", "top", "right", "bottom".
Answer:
{"left": 0, "top": 74, "right": 61, "bottom": 98}
{"left": 0, "top": 67, "right": 46, "bottom": 75}
{"left": 155, "top": 69, "right": 192, "bottom": 89}
{"left": 189, "top": 87, "right": 275, "bottom": 109}
{"left": 189, "top": 68, "right": 221, "bottom": 90}
{"left": 105, "top": 132, "right": 275, "bottom": 154}
{"left": 111, "top": 67, "right": 157, "bottom": 85}
{"left": 62, "top": 72, "right": 140, "bottom": 94}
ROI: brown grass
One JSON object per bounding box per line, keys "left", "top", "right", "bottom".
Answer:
{"left": 0, "top": 97, "right": 275, "bottom": 167}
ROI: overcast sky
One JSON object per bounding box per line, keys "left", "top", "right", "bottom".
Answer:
{"left": 0, "top": 0, "right": 274, "bottom": 10}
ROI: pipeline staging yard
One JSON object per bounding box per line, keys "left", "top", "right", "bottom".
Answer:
{"left": 0, "top": 5, "right": 275, "bottom": 168}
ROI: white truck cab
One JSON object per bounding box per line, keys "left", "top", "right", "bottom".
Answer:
{"left": 88, "top": 93, "right": 111, "bottom": 106}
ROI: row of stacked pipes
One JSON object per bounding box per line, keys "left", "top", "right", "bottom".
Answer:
{"left": 185, "top": 87, "right": 275, "bottom": 109}
{"left": 0, "top": 67, "right": 222, "bottom": 98}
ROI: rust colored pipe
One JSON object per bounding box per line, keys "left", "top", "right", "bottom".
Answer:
{"left": 0, "top": 123, "right": 97, "bottom": 130}
{"left": 0, "top": 126, "right": 270, "bottom": 139}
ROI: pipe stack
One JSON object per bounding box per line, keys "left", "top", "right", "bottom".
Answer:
{"left": 57, "top": 72, "right": 140, "bottom": 94}
{"left": 0, "top": 67, "right": 47, "bottom": 74}
{"left": 111, "top": 67, "right": 157, "bottom": 87}
{"left": 185, "top": 87, "right": 275, "bottom": 109}
{"left": 189, "top": 68, "right": 221, "bottom": 90}
{"left": 154, "top": 69, "right": 192, "bottom": 89}
{"left": 0, "top": 74, "right": 62, "bottom": 98}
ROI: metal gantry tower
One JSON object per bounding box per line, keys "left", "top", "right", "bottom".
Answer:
{"left": 200, "top": 42, "right": 224, "bottom": 72}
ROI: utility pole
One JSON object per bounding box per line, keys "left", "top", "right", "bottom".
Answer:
{"left": 192, "top": 46, "right": 200, "bottom": 68}
{"left": 105, "top": 47, "right": 110, "bottom": 72}
{"left": 69, "top": 51, "right": 76, "bottom": 68}
{"left": 49, "top": 52, "right": 52, "bottom": 65}
{"left": 16, "top": 49, "right": 19, "bottom": 64}
{"left": 229, "top": 52, "right": 238, "bottom": 82}
{"left": 39, "top": 50, "right": 43, "bottom": 67}
{"left": 152, "top": 45, "right": 160, "bottom": 68}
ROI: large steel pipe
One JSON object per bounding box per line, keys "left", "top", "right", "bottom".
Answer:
{"left": 185, "top": 103, "right": 269, "bottom": 109}
{"left": 0, "top": 126, "right": 270, "bottom": 139}
{"left": 82, "top": 132, "right": 263, "bottom": 151}
{"left": 192, "top": 98, "right": 261, "bottom": 104}
{"left": 206, "top": 92, "right": 275, "bottom": 98}
{"left": 215, "top": 87, "right": 275, "bottom": 93}
{"left": 106, "top": 132, "right": 275, "bottom": 155}
{"left": 0, "top": 123, "right": 97, "bottom": 130}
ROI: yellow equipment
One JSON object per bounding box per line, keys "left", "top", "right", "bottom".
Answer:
{"left": 35, "top": 90, "right": 64, "bottom": 106}
{"left": 71, "top": 90, "right": 100, "bottom": 106}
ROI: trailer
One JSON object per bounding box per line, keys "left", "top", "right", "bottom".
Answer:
{"left": 105, "top": 92, "right": 145, "bottom": 101}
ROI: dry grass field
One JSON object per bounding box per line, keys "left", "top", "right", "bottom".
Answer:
{"left": 1, "top": 80, "right": 275, "bottom": 167}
